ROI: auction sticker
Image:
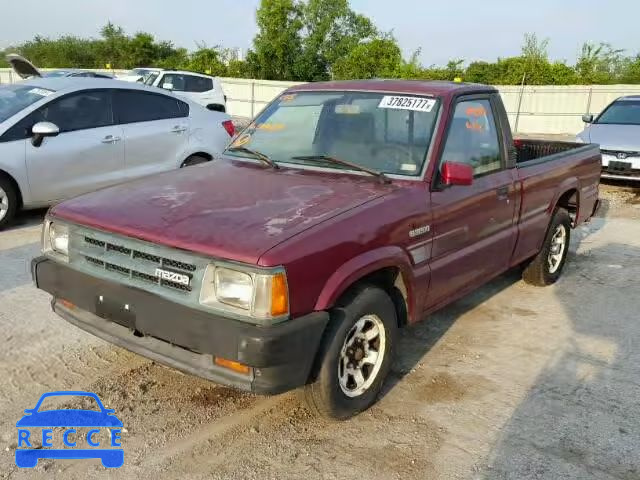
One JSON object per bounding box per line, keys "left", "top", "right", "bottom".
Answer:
{"left": 28, "top": 88, "right": 53, "bottom": 97}
{"left": 378, "top": 96, "right": 436, "bottom": 112}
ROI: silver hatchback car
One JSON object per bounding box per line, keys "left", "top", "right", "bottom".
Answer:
{"left": 577, "top": 95, "right": 640, "bottom": 181}
{"left": 0, "top": 78, "right": 235, "bottom": 228}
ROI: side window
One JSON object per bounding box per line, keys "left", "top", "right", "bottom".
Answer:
{"left": 440, "top": 99, "right": 502, "bottom": 177}
{"left": 160, "top": 74, "right": 186, "bottom": 92}
{"left": 114, "top": 90, "right": 184, "bottom": 124}
{"left": 41, "top": 90, "right": 113, "bottom": 133}
{"left": 185, "top": 75, "right": 213, "bottom": 93}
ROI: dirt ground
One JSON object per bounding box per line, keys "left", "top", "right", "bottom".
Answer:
{"left": 0, "top": 183, "right": 639, "bottom": 480}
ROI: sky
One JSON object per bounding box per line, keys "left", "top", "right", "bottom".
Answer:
{"left": 1, "top": 0, "right": 639, "bottom": 66}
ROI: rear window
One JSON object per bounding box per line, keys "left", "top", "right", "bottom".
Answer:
{"left": 0, "top": 84, "right": 53, "bottom": 123}
{"left": 114, "top": 90, "right": 186, "bottom": 123}
{"left": 596, "top": 100, "right": 640, "bottom": 125}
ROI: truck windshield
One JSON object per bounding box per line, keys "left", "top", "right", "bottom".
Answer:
{"left": 0, "top": 84, "right": 53, "bottom": 123}
{"left": 596, "top": 101, "right": 640, "bottom": 125}
{"left": 226, "top": 91, "right": 440, "bottom": 176}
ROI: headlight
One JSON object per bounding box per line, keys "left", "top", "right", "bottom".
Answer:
{"left": 43, "top": 220, "right": 69, "bottom": 260}
{"left": 200, "top": 265, "right": 289, "bottom": 323}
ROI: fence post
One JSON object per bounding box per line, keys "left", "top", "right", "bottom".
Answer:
{"left": 514, "top": 74, "right": 526, "bottom": 134}
{"left": 250, "top": 81, "right": 256, "bottom": 118}
{"left": 585, "top": 87, "right": 593, "bottom": 115}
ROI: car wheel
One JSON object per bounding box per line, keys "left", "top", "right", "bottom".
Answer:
{"left": 522, "top": 208, "right": 571, "bottom": 286}
{"left": 181, "top": 155, "right": 210, "bottom": 168}
{"left": 207, "top": 104, "right": 226, "bottom": 113}
{"left": 0, "top": 177, "right": 18, "bottom": 230}
{"left": 303, "top": 285, "right": 397, "bottom": 420}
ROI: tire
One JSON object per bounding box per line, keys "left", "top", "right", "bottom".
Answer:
{"left": 0, "top": 176, "right": 18, "bottom": 230}
{"left": 304, "top": 285, "right": 398, "bottom": 420}
{"left": 522, "top": 208, "right": 571, "bottom": 286}
{"left": 207, "top": 104, "right": 226, "bottom": 113}
{"left": 181, "top": 155, "right": 210, "bottom": 168}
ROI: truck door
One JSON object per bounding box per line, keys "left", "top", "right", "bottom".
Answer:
{"left": 425, "top": 96, "right": 517, "bottom": 309}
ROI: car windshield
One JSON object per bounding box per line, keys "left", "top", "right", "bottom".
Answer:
{"left": 596, "top": 101, "right": 640, "bottom": 125}
{"left": 226, "top": 91, "right": 440, "bottom": 176}
{"left": 0, "top": 84, "right": 53, "bottom": 123}
{"left": 144, "top": 72, "right": 160, "bottom": 85}
{"left": 42, "top": 70, "right": 70, "bottom": 78}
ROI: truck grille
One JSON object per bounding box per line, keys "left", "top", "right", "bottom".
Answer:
{"left": 78, "top": 233, "right": 199, "bottom": 294}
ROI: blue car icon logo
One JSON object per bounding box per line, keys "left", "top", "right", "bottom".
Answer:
{"left": 15, "top": 391, "right": 123, "bottom": 468}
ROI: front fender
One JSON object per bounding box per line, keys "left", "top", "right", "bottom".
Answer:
{"left": 313, "top": 246, "right": 415, "bottom": 315}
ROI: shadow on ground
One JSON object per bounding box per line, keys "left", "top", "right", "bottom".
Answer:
{"left": 479, "top": 240, "right": 640, "bottom": 479}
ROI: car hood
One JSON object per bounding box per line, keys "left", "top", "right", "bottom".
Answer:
{"left": 52, "top": 159, "right": 392, "bottom": 265}
{"left": 16, "top": 410, "right": 122, "bottom": 427}
{"left": 583, "top": 123, "right": 640, "bottom": 151}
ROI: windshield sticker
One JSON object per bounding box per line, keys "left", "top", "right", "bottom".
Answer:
{"left": 231, "top": 133, "right": 251, "bottom": 147}
{"left": 28, "top": 88, "right": 53, "bottom": 97}
{"left": 378, "top": 96, "right": 436, "bottom": 113}
{"left": 335, "top": 104, "right": 361, "bottom": 115}
{"left": 256, "top": 123, "right": 286, "bottom": 132}
{"left": 280, "top": 94, "right": 297, "bottom": 103}
{"left": 400, "top": 163, "right": 418, "bottom": 172}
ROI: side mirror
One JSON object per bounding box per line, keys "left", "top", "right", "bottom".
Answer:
{"left": 31, "top": 121, "right": 60, "bottom": 147}
{"left": 441, "top": 161, "right": 473, "bottom": 186}
{"left": 162, "top": 83, "right": 174, "bottom": 91}
{"left": 582, "top": 114, "right": 594, "bottom": 124}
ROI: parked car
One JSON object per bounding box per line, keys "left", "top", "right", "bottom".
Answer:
{"left": 32, "top": 80, "right": 600, "bottom": 419}
{"left": 6, "top": 54, "right": 113, "bottom": 79}
{"left": 577, "top": 95, "right": 640, "bottom": 181}
{"left": 0, "top": 77, "right": 235, "bottom": 228}
{"left": 143, "top": 70, "right": 227, "bottom": 112}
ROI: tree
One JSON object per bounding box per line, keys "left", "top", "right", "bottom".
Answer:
{"left": 576, "top": 42, "right": 625, "bottom": 84}
{"left": 300, "top": 0, "right": 376, "bottom": 80}
{"left": 249, "top": 0, "right": 304, "bottom": 80}
{"left": 332, "top": 37, "right": 401, "bottom": 80}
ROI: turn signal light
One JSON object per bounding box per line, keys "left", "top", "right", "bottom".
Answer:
{"left": 214, "top": 357, "right": 250, "bottom": 375}
{"left": 270, "top": 273, "right": 288, "bottom": 317}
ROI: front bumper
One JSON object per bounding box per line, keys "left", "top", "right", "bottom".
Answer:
{"left": 32, "top": 257, "right": 329, "bottom": 394}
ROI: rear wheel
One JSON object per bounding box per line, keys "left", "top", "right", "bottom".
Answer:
{"left": 522, "top": 208, "right": 571, "bottom": 286}
{"left": 0, "top": 177, "right": 18, "bottom": 230}
{"left": 304, "top": 285, "right": 397, "bottom": 420}
{"left": 181, "top": 155, "right": 210, "bottom": 168}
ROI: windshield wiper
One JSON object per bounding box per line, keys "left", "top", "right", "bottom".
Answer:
{"left": 226, "top": 146, "right": 279, "bottom": 169}
{"left": 290, "top": 155, "right": 390, "bottom": 184}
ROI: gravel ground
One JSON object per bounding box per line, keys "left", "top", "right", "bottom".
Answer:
{"left": 0, "top": 185, "right": 639, "bottom": 479}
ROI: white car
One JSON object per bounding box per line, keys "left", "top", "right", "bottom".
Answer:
{"left": 117, "top": 68, "right": 163, "bottom": 83}
{"left": 0, "top": 77, "right": 235, "bottom": 228}
{"left": 143, "top": 70, "right": 227, "bottom": 113}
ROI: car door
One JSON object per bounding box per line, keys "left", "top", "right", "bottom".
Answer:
{"left": 25, "top": 89, "right": 125, "bottom": 203}
{"left": 425, "top": 96, "right": 517, "bottom": 309}
{"left": 113, "top": 89, "right": 189, "bottom": 179}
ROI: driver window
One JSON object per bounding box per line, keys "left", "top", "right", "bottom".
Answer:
{"left": 40, "top": 91, "right": 113, "bottom": 133}
{"left": 441, "top": 99, "right": 502, "bottom": 177}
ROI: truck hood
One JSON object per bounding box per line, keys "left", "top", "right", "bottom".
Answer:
{"left": 584, "top": 123, "right": 640, "bottom": 151}
{"left": 51, "top": 160, "right": 391, "bottom": 264}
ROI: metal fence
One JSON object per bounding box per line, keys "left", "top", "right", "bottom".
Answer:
{"left": 3, "top": 69, "right": 640, "bottom": 135}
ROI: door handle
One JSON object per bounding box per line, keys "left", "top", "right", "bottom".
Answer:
{"left": 101, "top": 135, "right": 122, "bottom": 144}
{"left": 171, "top": 126, "right": 187, "bottom": 134}
{"left": 496, "top": 185, "right": 510, "bottom": 201}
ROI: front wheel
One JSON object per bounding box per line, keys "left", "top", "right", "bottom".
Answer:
{"left": 522, "top": 208, "right": 571, "bottom": 286}
{"left": 0, "top": 177, "right": 18, "bottom": 230}
{"left": 303, "top": 285, "right": 397, "bottom": 420}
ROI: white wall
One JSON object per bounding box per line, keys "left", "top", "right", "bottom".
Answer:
{"left": 3, "top": 68, "right": 640, "bottom": 135}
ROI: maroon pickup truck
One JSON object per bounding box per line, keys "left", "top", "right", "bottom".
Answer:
{"left": 32, "top": 80, "right": 600, "bottom": 419}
